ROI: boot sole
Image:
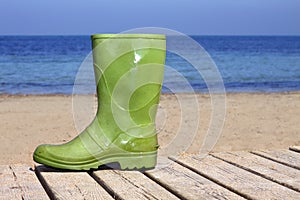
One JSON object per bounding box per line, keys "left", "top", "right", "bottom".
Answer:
{"left": 33, "top": 151, "right": 157, "bottom": 171}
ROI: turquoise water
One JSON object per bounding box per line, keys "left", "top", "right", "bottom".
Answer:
{"left": 0, "top": 35, "right": 300, "bottom": 94}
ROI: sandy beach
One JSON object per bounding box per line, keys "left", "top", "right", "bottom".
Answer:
{"left": 0, "top": 92, "right": 299, "bottom": 165}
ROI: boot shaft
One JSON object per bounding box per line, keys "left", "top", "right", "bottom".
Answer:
{"left": 91, "top": 34, "right": 166, "bottom": 138}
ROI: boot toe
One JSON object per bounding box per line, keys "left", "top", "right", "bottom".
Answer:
{"left": 33, "top": 144, "right": 52, "bottom": 163}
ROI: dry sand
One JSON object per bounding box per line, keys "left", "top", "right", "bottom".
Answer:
{"left": 0, "top": 92, "right": 299, "bottom": 165}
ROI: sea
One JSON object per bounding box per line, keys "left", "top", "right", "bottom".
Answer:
{"left": 0, "top": 35, "right": 300, "bottom": 94}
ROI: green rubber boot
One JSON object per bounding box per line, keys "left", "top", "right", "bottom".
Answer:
{"left": 33, "top": 34, "right": 166, "bottom": 170}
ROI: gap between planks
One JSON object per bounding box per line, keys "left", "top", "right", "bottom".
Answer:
{"left": 90, "top": 168, "right": 180, "bottom": 200}
{"left": 171, "top": 154, "right": 300, "bottom": 200}
{"left": 144, "top": 160, "right": 245, "bottom": 200}
{"left": 210, "top": 151, "right": 300, "bottom": 193}
{"left": 251, "top": 149, "right": 300, "bottom": 170}
{"left": 35, "top": 165, "right": 114, "bottom": 200}
{"left": 289, "top": 146, "right": 300, "bottom": 153}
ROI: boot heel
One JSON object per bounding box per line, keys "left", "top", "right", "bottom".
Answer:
{"left": 118, "top": 153, "right": 157, "bottom": 170}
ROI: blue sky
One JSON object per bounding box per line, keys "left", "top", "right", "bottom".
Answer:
{"left": 0, "top": 0, "right": 299, "bottom": 35}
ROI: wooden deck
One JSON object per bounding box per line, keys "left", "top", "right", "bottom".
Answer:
{"left": 1, "top": 147, "right": 300, "bottom": 200}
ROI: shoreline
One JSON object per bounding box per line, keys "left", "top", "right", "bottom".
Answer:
{"left": 1, "top": 90, "right": 300, "bottom": 97}
{"left": 1, "top": 92, "right": 299, "bottom": 164}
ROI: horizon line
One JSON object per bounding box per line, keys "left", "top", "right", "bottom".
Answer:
{"left": 0, "top": 34, "right": 300, "bottom": 37}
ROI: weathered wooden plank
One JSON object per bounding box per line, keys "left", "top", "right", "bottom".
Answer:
{"left": 0, "top": 165, "right": 49, "bottom": 200}
{"left": 174, "top": 155, "right": 300, "bottom": 200}
{"left": 0, "top": 165, "right": 23, "bottom": 200}
{"left": 145, "top": 161, "right": 245, "bottom": 200}
{"left": 252, "top": 149, "right": 300, "bottom": 170}
{"left": 35, "top": 165, "right": 113, "bottom": 200}
{"left": 290, "top": 146, "right": 300, "bottom": 153}
{"left": 92, "top": 169, "right": 179, "bottom": 200}
{"left": 212, "top": 151, "right": 300, "bottom": 192}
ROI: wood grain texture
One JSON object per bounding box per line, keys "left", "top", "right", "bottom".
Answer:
{"left": 174, "top": 155, "right": 300, "bottom": 200}
{"left": 0, "top": 165, "right": 49, "bottom": 200}
{"left": 290, "top": 146, "right": 300, "bottom": 153}
{"left": 252, "top": 149, "right": 300, "bottom": 170}
{"left": 212, "top": 151, "right": 300, "bottom": 192}
{"left": 145, "top": 161, "right": 245, "bottom": 200}
{"left": 35, "top": 165, "right": 113, "bottom": 200}
{"left": 92, "top": 169, "right": 179, "bottom": 200}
